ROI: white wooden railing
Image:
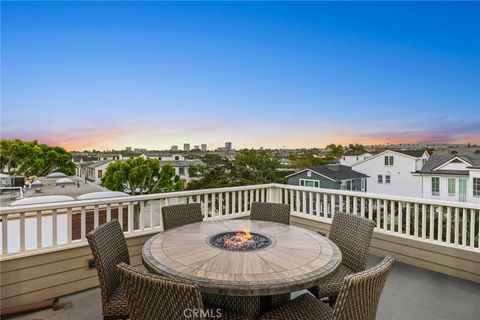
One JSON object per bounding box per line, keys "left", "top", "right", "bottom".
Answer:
{"left": 1, "top": 184, "right": 479, "bottom": 259}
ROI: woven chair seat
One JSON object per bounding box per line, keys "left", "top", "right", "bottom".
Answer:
{"left": 308, "top": 264, "right": 355, "bottom": 298}
{"left": 260, "top": 294, "right": 333, "bottom": 320}
{"left": 263, "top": 256, "right": 395, "bottom": 320}
{"left": 104, "top": 284, "right": 129, "bottom": 316}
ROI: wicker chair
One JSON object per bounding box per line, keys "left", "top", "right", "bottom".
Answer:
{"left": 250, "top": 202, "right": 290, "bottom": 225}
{"left": 260, "top": 255, "right": 395, "bottom": 320}
{"left": 308, "top": 212, "right": 375, "bottom": 301}
{"left": 162, "top": 203, "right": 204, "bottom": 231}
{"left": 86, "top": 220, "right": 129, "bottom": 320}
{"left": 117, "top": 263, "right": 253, "bottom": 320}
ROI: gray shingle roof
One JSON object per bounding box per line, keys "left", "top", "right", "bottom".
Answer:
{"left": 390, "top": 150, "right": 426, "bottom": 158}
{"left": 307, "top": 164, "right": 368, "bottom": 181}
{"left": 87, "top": 159, "right": 113, "bottom": 169}
{"left": 420, "top": 155, "right": 480, "bottom": 173}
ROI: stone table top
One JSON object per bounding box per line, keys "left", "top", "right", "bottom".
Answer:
{"left": 142, "top": 220, "right": 342, "bottom": 296}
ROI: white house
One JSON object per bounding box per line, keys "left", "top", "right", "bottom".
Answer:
{"left": 418, "top": 155, "right": 480, "bottom": 203}
{"left": 351, "top": 150, "right": 429, "bottom": 198}
{"left": 142, "top": 153, "right": 203, "bottom": 182}
{"left": 340, "top": 152, "right": 372, "bottom": 166}
{"left": 85, "top": 160, "right": 113, "bottom": 184}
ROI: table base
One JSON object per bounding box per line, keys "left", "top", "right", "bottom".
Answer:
{"left": 203, "top": 293, "right": 291, "bottom": 317}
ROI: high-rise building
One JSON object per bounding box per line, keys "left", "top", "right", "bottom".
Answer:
{"left": 125, "top": 147, "right": 132, "bottom": 152}
{"left": 171, "top": 145, "right": 178, "bottom": 151}
{"left": 201, "top": 144, "right": 207, "bottom": 152}
{"left": 193, "top": 145, "right": 200, "bottom": 150}
{"left": 225, "top": 142, "right": 232, "bottom": 150}
{"left": 184, "top": 143, "right": 190, "bottom": 152}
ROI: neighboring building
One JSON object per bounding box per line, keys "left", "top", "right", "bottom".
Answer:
{"left": 142, "top": 153, "right": 203, "bottom": 182}
{"left": 351, "top": 149, "right": 429, "bottom": 197}
{"left": 286, "top": 164, "right": 368, "bottom": 191}
{"left": 193, "top": 145, "right": 200, "bottom": 150}
{"left": 125, "top": 147, "right": 132, "bottom": 152}
{"left": 85, "top": 160, "right": 113, "bottom": 184}
{"left": 340, "top": 152, "right": 372, "bottom": 166}
{"left": 280, "top": 158, "right": 292, "bottom": 166}
{"left": 71, "top": 154, "right": 98, "bottom": 163}
{"left": 97, "top": 153, "right": 122, "bottom": 161}
{"left": 201, "top": 144, "right": 207, "bottom": 152}
{"left": 75, "top": 161, "right": 95, "bottom": 178}
{"left": 184, "top": 143, "right": 190, "bottom": 152}
{"left": 171, "top": 145, "right": 178, "bottom": 151}
{"left": 417, "top": 155, "right": 480, "bottom": 203}
{"left": 225, "top": 142, "right": 232, "bottom": 150}
{"left": 160, "top": 158, "right": 203, "bottom": 182}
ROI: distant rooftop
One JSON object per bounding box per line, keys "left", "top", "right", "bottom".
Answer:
{"left": 420, "top": 154, "right": 480, "bottom": 173}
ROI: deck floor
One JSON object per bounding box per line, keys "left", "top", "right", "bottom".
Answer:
{"left": 10, "top": 256, "right": 480, "bottom": 320}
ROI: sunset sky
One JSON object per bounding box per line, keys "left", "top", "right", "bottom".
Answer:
{"left": 2, "top": 2, "right": 479, "bottom": 151}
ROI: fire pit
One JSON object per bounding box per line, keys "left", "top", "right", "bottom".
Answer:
{"left": 208, "top": 230, "right": 273, "bottom": 251}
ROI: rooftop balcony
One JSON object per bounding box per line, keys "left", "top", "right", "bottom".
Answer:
{"left": 1, "top": 184, "right": 479, "bottom": 319}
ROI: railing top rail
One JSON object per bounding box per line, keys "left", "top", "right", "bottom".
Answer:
{"left": 1, "top": 183, "right": 479, "bottom": 215}
{"left": 272, "top": 184, "right": 480, "bottom": 209}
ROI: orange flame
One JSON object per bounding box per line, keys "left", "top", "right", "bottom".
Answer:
{"left": 224, "top": 230, "right": 252, "bottom": 247}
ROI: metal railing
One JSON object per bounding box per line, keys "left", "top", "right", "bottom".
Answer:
{"left": 1, "top": 183, "right": 479, "bottom": 259}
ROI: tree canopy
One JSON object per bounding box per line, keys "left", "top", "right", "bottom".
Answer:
{"left": 187, "top": 149, "right": 281, "bottom": 190}
{"left": 101, "top": 157, "right": 183, "bottom": 195}
{"left": 325, "top": 144, "right": 344, "bottom": 159}
{"left": 346, "top": 144, "right": 367, "bottom": 154}
{"left": 0, "top": 139, "right": 76, "bottom": 176}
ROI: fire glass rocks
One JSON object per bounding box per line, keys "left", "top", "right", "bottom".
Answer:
{"left": 208, "top": 231, "right": 272, "bottom": 251}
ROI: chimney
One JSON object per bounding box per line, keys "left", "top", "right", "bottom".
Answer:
{"left": 327, "top": 164, "right": 340, "bottom": 171}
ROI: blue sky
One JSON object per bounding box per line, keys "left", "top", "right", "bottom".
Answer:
{"left": 2, "top": 1, "right": 479, "bottom": 150}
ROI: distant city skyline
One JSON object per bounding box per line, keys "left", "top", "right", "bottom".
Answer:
{"left": 2, "top": 2, "right": 479, "bottom": 151}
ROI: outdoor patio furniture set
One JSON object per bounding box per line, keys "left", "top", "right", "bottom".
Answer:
{"left": 87, "top": 202, "right": 395, "bottom": 320}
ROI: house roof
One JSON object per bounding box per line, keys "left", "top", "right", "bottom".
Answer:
{"left": 420, "top": 155, "right": 480, "bottom": 173}
{"left": 389, "top": 150, "right": 427, "bottom": 158}
{"left": 351, "top": 149, "right": 428, "bottom": 167}
{"left": 287, "top": 164, "right": 368, "bottom": 182}
{"left": 87, "top": 159, "right": 113, "bottom": 169}
{"left": 343, "top": 151, "right": 370, "bottom": 156}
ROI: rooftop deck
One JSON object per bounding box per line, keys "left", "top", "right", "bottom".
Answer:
{"left": 9, "top": 256, "right": 480, "bottom": 320}
{"left": 1, "top": 183, "right": 479, "bottom": 318}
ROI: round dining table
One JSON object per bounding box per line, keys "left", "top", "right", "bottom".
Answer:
{"left": 142, "top": 219, "right": 342, "bottom": 317}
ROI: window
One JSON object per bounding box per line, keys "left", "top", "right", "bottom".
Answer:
{"left": 385, "top": 175, "right": 391, "bottom": 184}
{"left": 356, "top": 156, "right": 359, "bottom": 161}
{"left": 175, "top": 156, "right": 180, "bottom": 160}
{"left": 377, "top": 175, "right": 383, "bottom": 184}
{"left": 384, "top": 156, "right": 394, "bottom": 166}
{"left": 361, "top": 178, "right": 366, "bottom": 191}
{"left": 300, "top": 179, "right": 319, "bottom": 188}
{"left": 179, "top": 167, "right": 185, "bottom": 175}
{"left": 307, "top": 170, "right": 312, "bottom": 177}
{"left": 474, "top": 178, "right": 480, "bottom": 198}
{"left": 448, "top": 178, "right": 456, "bottom": 197}
{"left": 432, "top": 177, "right": 440, "bottom": 196}
{"left": 98, "top": 170, "right": 103, "bottom": 178}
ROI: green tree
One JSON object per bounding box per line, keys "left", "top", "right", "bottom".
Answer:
{"left": 325, "top": 144, "right": 344, "bottom": 159}
{"left": 291, "top": 153, "right": 330, "bottom": 168}
{"left": 346, "top": 144, "right": 366, "bottom": 154}
{"left": 101, "top": 157, "right": 183, "bottom": 195}
{"left": 187, "top": 150, "right": 281, "bottom": 190}
{"left": 0, "top": 139, "right": 75, "bottom": 176}
{"left": 233, "top": 149, "right": 280, "bottom": 183}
